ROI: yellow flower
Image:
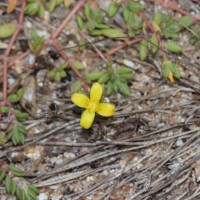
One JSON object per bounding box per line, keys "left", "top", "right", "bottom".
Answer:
{"left": 71, "top": 82, "right": 115, "bottom": 129}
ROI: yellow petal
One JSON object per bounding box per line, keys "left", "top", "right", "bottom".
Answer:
{"left": 80, "top": 110, "right": 95, "bottom": 129}
{"left": 97, "top": 103, "right": 115, "bottom": 117}
{"left": 90, "top": 82, "right": 102, "bottom": 103}
{"left": 71, "top": 93, "right": 89, "bottom": 108}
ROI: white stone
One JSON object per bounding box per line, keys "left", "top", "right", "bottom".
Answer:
{"left": 38, "top": 193, "right": 48, "bottom": 200}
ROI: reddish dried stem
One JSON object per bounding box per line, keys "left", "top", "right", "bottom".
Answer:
{"left": 107, "top": 35, "right": 150, "bottom": 55}
{"left": 49, "top": 0, "right": 88, "bottom": 41}
{"left": 159, "top": 0, "right": 200, "bottom": 22}
{"left": 1, "top": 0, "right": 88, "bottom": 91}
{"left": 1, "top": 0, "right": 27, "bottom": 103}
{"left": 140, "top": 13, "right": 161, "bottom": 44}
{"left": 52, "top": 41, "right": 89, "bottom": 92}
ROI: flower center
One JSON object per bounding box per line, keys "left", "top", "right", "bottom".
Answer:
{"left": 87, "top": 100, "right": 98, "bottom": 113}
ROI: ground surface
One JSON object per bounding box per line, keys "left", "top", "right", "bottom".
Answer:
{"left": 0, "top": 0, "right": 200, "bottom": 200}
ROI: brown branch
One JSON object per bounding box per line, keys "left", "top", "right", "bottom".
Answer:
{"left": 1, "top": 0, "right": 27, "bottom": 103}
{"left": 52, "top": 40, "right": 89, "bottom": 92}
{"left": 49, "top": 0, "right": 88, "bottom": 41}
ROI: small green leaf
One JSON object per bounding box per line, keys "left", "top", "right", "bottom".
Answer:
{"left": 139, "top": 39, "right": 148, "bottom": 60}
{"left": 107, "top": 1, "right": 119, "bottom": 18}
{"left": 128, "top": 1, "right": 144, "bottom": 13}
{"left": 112, "top": 80, "right": 120, "bottom": 92}
{"left": 100, "top": 28, "right": 126, "bottom": 38}
{"left": 17, "top": 188, "right": 26, "bottom": 200}
{"left": 8, "top": 94, "right": 20, "bottom": 103}
{"left": 14, "top": 110, "right": 28, "bottom": 121}
{"left": 95, "top": 23, "right": 110, "bottom": 29}
{"left": 28, "top": 184, "right": 38, "bottom": 199}
{"left": 25, "top": 3, "right": 38, "bottom": 15}
{"left": 16, "top": 88, "right": 24, "bottom": 100}
{"left": 0, "top": 168, "right": 6, "bottom": 180}
{"left": 0, "top": 23, "right": 16, "bottom": 39}
{"left": 107, "top": 82, "right": 114, "bottom": 95}
{"left": 0, "top": 106, "right": 9, "bottom": 113}
{"left": 116, "top": 67, "right": 132, "bottom": 74}
{"left": 170, "top": 64, "right": 180, "bottom": 78}
{"left": 76, "top": 15, "right": 84, "bottom": 29}
{"left": 48, "top": 0, "right": 57, "bottom": 12}
{"left": 122, "top": 6, "right": 130, "bottom": 21}
{"left": 5, "top": 176, "right": 12, "bottom": 193}
{"left": 119, "top": 82, "right": 131, "bottom": 96}
{"left": 179, "top": 16, "right": 193, "bottom": 29}
{"left": 10, "top": 179, "right": 17, "bottom": 195}
{"left": 86, "top": 20, "right": 96, "bottom": 31}
{"left": 0, "top": 132, "right": 6, "bottom": 145}
{"left": 98, "top": 73, "right": 110, "bottom": 84}
{"left": 162, "top": 61, "right": 171, "bottom": 79}
{"left": 72, "top": 61, "right": 84, "bottom": 70}
{"left": 55, "top": 74, "right": 61, "bottom": 82}
{"left": 84, "top": 4, "right": 91, "bottom": 20}
{"left": 154, "top": 12, "right": 163, "bottom": 26}
{"left": 38, "top": 4, "right": 45, "bottom": 18}
{"left": 150, "top": 35, "right": 159, "bottom": 54}
{"left": 119, "top": 74, "right": 132, "bottom": 81}
{"left": 89, "top": 29, "right": 103, "bottom": 36}
{"left": 73, "top": 81, "right": 82, "bottom": 92}
{"left": 164, "top": 41, "right": 182, "bottom": 53}
{"left": 10, "top": 165, "right": 25, "bottom": 177}
{"left": 60, "top": 70, "right": 66, "bottom": 78}
{"left": 85, "top": 72, "right": 104, "bottom": 82}
{"left": 7, "top": 122, "right": 26, "bottom": 145}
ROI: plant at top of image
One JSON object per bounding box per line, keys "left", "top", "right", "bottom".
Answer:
{"left": 49, "top": 62, "right": 68, "bottom": 82}
{"left": 84, "top": 62, "right": 133, "bottom": 96}
{"left": 28, "top": 30, "right": 45, "bottom": 55}
{"left": 71, "top": 82, "right": 115, "bottom": 129}
{"left": 75, "top": 0, "right": 196, "bottom": 85}
{"left": 25, "top": 0, "right": 72, "bottom": 18}
{"left": 0, "top": 163, "right": 38, "bottom": 200}
{"left": 76, "top": 3, "right": 126, "bottom": 39}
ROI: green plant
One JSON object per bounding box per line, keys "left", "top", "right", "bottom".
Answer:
{"left": 0, "top": 106, "right": 28, "bottom": 145}
{"left": 28, "top": 30, "right": 45, "bottom": 55}
{"left": 85, "top": 63, "right": 133, "bottom": 96}
{"left": 25, "top": 0, "right": 65, "bottom": 18}
{"left": 0, "top": 164, "right": 38, "bottom": 200}
{"left": 49, "top": 62, "right": 68, "bottom": 82}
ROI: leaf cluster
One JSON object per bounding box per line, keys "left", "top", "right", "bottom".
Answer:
{"left": 122, "top": 1, "right": 144, "bottom": 37}
{"left": 25, "top": 0, "right": 66, "bottom": 18}
{"left": 29, "top": 31, "right": 45, "bottom": 55}
{"left": 85, "top": 65, "right": 133, "bottom": 96}
{"left": 162, "top": 60, "right": 180, "bottom": 82}
{"left": 0, "top": 107, "right": 28, "bottom": 145}
{"left": 0, "top": 165, "right": 38, "bottom": 200}
{"left": 7, "top": 121, "right": 26, "bottom": 145}
{"left": 0, "top": 107, "right": 28, "bottom": 122}
{"left": 8, "top": 88, "right": 24, "bottom": 103}
{"left": 153, "top": 14, "right": 194, "bottom": 39}
{"left": 49, "top": 62, "right": 68, "bottom": 82}
{"left": 76, "top": 4, "right": 126, "bottom": 39}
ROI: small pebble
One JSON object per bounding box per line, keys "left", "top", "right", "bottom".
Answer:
{"left": 38, "top": 193, "right": 48, "bottom": 200}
